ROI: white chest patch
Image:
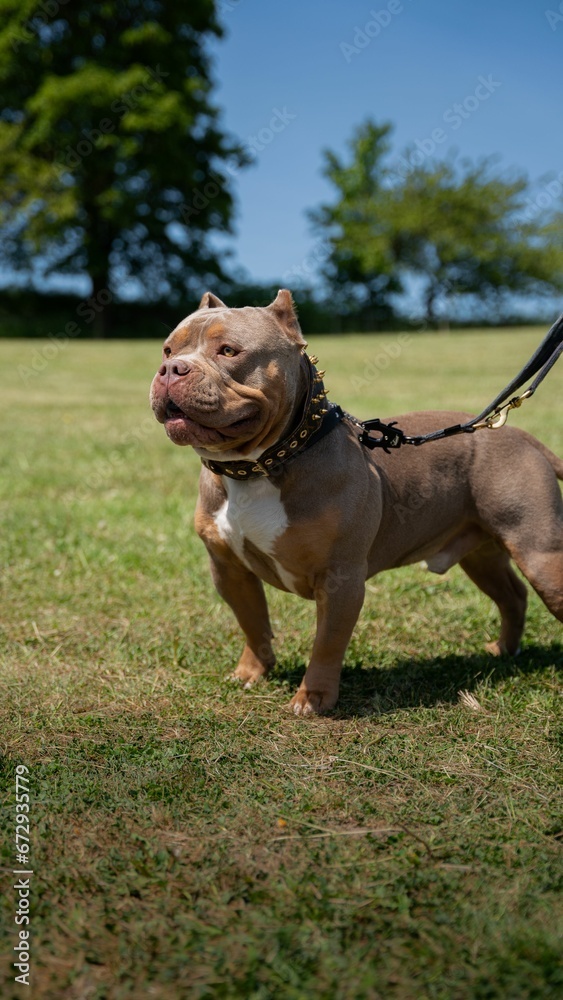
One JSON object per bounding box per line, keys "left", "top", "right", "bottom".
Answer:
{"left": 214, "top": 478, "right": 298, "bottom": 592}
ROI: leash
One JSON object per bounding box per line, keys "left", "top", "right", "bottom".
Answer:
{"left": 358, "top": 311, "right": 563, "bottom": 453}
{"left": 201, "top": 312, "right": 563, "bottom": 479}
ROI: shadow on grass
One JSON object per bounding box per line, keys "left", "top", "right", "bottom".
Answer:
{"left": 270, "top": 643, "right": 563, "bottom": 718}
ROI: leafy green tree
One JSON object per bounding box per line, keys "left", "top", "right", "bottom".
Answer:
{"left": 387, "top": 155, "right": 563, "bottom": 324}
{"left": 0, "top": 0, "right": 246, "bottom": 334}
{"left": 309, "top": 121, "right": 402, "bottom": 329}
{"left": 311, "top": 119, "right": 563, "bottom": 327}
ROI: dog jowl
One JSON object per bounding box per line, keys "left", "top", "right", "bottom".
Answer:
{"left": 150, "top": 289, "right": 563, "bottom": 715}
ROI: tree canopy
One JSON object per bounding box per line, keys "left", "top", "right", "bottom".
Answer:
{"left": 0, "top": 0, "right": 246, "bottom": 333}
{"left": 308, "top": 121, "right": 402, "bottom": 328}
{"left": 1, "top": 10, "right": 562, "bottom": 339}
{"left": 311, "top": 119, "right": 563, "bottom": 326}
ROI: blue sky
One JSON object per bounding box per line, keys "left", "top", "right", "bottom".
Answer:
{"left": 209, "top": 0, "right": 563, "bottom": 290}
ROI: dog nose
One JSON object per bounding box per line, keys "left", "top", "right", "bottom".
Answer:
{"left": 158, "top": 358, "right": 191, "bottom": 378}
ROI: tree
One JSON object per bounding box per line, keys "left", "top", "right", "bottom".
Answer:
{"left": 308, "top": 121, "right": 402, "bottom": 329}
{"left": 387, "top": 155, "right": 563, "bottom": 325}
{"left": 311, "top": 119, "right": 563, "bottom": 327}
{"left": 0, "top": 0, "right": 246, "bottom": 334}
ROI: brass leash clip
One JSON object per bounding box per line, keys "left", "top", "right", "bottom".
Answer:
{"left": 476, "top": 388, "right": 534, "bottom": 430}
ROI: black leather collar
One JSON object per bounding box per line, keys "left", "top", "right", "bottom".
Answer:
{"left": 202, "top": 355, "right": 343, "bottom": 480}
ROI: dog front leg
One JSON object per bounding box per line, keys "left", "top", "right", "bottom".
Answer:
{"left": 208, "top": 553, "right": 276, "bottom": 686}
{"left": 289, "top": 567, "right": 366, "bottom": 716}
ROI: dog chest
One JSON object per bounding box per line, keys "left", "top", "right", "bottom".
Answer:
{"left": 213, "top": 478, "right": 298, "bottom": 592}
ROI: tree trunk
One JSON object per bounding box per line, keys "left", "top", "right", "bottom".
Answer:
{"left": 91, "top": 272, "right": 111, "bottom": 339}
{"left": 425, "top": 285, "right": 437, "bottom": 327}
{"left": 83, "top": 192, "right": 114, "bottom": 339}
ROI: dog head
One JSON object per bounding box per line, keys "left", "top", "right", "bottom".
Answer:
{"left": 150, "top": 289, "right": 307, "bottom": 460}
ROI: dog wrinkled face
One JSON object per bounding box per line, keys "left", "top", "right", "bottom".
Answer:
{"left": 149, "top": 289, "right": 307, "bottom": 459}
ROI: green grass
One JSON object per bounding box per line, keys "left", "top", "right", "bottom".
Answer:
{"left": 1, "top": 327, "right": 562, "bottom": 999}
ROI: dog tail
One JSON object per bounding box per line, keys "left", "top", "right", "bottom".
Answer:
{"left": 519, "top": 430, "right": 563, "bottom": 480}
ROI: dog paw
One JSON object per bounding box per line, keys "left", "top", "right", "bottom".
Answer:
{"left": 229, "top": 664, "right": 266, "bottom": 687}
{"left": 229, "top": 645, "right": 274, "bottom": 687}
{"left": 485, "top": 640, "right": 521, "bottom": 657}
{"left": 485, "top": 640, "right": 503, "bottom": 657}
{"left": 288, "top": 689, "right": 337, "bottom": 717}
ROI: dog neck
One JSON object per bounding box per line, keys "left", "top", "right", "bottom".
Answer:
{"left": 201, "top": 355, "right": 343, "bottom": 481}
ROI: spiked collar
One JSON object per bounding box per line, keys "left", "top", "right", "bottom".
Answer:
{"left": 202, "top": 353, "right": 343, "bottom": 480}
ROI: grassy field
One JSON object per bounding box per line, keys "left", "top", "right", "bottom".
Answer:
{"left": 0, "top": 327, "right": 562, "bottom": 999}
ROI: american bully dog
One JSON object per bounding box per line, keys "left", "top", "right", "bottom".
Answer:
{"left": 150, "top": 290, "right": 563, "bottom": 715}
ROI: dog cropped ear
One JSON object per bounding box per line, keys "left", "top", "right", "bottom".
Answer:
{"left": 198, "top": 291, "right": 227, "bottom": 310}
{"left": 266, "top": 289, "right": 306, "bottom": 346}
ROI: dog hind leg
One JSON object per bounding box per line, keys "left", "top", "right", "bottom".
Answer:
{"left": 459, "top": 540, "right": 528, "bottom": 655}
{"left": 509, "top": 547, "right": 563, "bottom": 623}
{"left": 502, "top": 480, "right": 563, "bottom": 624}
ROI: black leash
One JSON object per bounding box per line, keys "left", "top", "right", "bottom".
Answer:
{"left": 358, "top": 311, "right": 563, "bottom": 453}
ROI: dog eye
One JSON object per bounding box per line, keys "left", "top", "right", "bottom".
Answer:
{"left": 219, "top": 345, "right": 237, "bottom": 358}
{"left": 163, "top": 346, "right": 171, "bottom": 357}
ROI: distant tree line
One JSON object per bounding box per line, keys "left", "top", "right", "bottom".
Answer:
{"left": 308, "top": 120, "right": 563, "bottom": 328}
{"left": 0, "top": 0, "right": 562, "bottom": 336}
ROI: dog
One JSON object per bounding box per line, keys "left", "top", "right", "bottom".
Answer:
{"left": 150, "top": 289, "right": 563, "bottom": 715}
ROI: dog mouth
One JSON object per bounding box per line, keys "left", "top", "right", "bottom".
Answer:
{"left": 163, "top": 399, "right": 260, "bottom": 443}
{"left": 164, "top": 399, "right": 188, "bottom": 421}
